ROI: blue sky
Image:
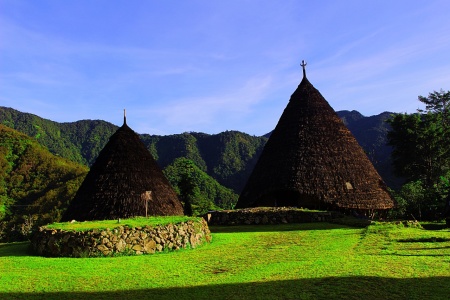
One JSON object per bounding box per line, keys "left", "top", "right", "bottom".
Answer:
{"left": 1, "top": 0, "right": 449, "bottom": 135}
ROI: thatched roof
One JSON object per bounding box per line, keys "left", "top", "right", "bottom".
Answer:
{"left": 235, "top": 64, "right": 394, "bottom": 211}
{"left": 62, "top": 116, "right": 183, "bottom": 221}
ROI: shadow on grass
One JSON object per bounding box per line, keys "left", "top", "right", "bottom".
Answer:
{"left": 389, "top": 253, "right": 449, "bottom": 257}
{"left": 421, "top": 223, "right": 449, "bottom": 231}
{"left": 0, "top": 242, "right": 32, "bottom": 257}
{"left": 397, "top": 237, "right": 450, "bottom": 243}
{"left": 209, "top": 222, "right": 357, "bottom": 233}
{"left": 1, "top": 276, "right": 449, "bottom": 300}
{"left": 409, "top": 246, "right": 450, "bottom": 251}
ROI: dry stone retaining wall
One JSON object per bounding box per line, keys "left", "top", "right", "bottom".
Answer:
{"left": 205, "top": 207, "right": 342, "bottom": 225}
{"left": 31, "top": 219, "right": 211, "bottom": 257}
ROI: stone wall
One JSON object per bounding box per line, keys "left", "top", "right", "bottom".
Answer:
{"left": 204, "top": 207, "right": 342, "bottom": 225}
{"left": 31, "top": 219, "right": 211, "bottom": 257}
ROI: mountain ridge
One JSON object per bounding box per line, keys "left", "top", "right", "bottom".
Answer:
{"left": 0, "top": 106, "right": 400, "bottom": 192}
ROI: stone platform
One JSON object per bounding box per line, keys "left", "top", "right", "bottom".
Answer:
{"left": 31, "top": 218, "right": 211, "bottom": 257}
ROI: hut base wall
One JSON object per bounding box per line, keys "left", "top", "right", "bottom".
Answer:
{"left": 31, "top": 219, "right": 211, "bottom": 257}
{"left": 204, "top": 207, "right": 343, "bottom": 226}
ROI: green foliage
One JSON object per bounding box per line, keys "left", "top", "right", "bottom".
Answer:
{"left": 192, "top": 131, "right": 267, "bottom": 192}
{"left": 141, "top": 133, "right": 208, "bottom": 172}
{"left": 388, "top": 112, "right": 449, "bottom": 187}
{"left": 418, "top": 89, "right": 450, "bottom": 126}
{"left": 391, "top": 176, "right": 450, "bottom": 220}
{"left": 142, "top": 131, "right": 267, "bottom": 193}
{"left": 387, "top": 90, "right": 450, "bottom": 220}
{"left": 0, "top": 125, "right": 88, "bottom": 242}
{"left": 164, "top": 158, "right": 238, "bottom": 214}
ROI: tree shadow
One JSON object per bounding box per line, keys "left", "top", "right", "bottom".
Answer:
{"left": 397, "top": 237, "right": 450, "bottom": 243}
{"left": 0, "top": 242, "right": 32, "bottom": 257}
{"left": 421, "top": 223, "right": 449, "bottom": 231}
{"left": 0, "top": 276, "right": 448, "bottom": 300}
{"left": 389, "top": 253, "right": 449, "bottom": 257}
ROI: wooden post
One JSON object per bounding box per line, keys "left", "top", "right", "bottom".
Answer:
{"left": 142, "top": 191, "right": 153, "bottom": 218}
{"left": 145, "top": 198, "right": 148, "bottom": 218}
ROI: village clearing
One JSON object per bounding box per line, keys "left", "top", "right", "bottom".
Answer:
{"left": 0, "top": 222, "right": 449, "bottom": 300}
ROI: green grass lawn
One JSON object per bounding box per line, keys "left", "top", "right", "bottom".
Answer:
{"left": 1, "top": 222, "right": 449, "bottom": 300}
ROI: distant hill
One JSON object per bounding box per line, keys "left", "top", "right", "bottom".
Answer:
{"left": 0, "top": 124, "right": 88, "bottom": 241}
{"left": 141, "top": 131, "right": 266, "bottom": 193}
{"left": 0, "top": 107, "right": 118, "bottom": 166}
{"left": 0, "top": 106, "right": 401, "bottom": 192}
{"left": 164, "top": 157, "right": 239, "bottom": 213}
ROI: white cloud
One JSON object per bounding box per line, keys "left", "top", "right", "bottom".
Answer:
{"left": 137, "top": 75, "right": 273, "bottom": 133}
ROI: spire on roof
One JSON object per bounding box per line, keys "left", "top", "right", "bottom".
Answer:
{"left": 124, "top": 109, "right": 127, "bottom": 125}
{"left": 301, "top": 60, "right": 307, "bottom": 78}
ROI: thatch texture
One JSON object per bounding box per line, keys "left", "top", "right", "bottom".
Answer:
{"left": 62, "top": 120, "right": 183, "bottom": 221}
{"left": 235, "top": 72, "right": 394, "bottom": 211}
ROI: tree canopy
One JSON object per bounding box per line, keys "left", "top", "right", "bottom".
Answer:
{"left": 164, "top": 158, "right": 239, "bottom": 215}
{"left": 387, "top": 89, "right": 450, "bottom": 219}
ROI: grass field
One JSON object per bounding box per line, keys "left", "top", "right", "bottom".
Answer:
{"left": 0, "top": 222, "right": 449, "bottom": 299}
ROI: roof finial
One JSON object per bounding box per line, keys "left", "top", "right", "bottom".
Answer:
{"left": 124, "top": 109, "right": 127, "bottom": 125}
{"left": 301, "top": 60, "right": 307, "bottom": 78}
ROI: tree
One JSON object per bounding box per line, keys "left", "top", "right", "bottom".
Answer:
{"left": 164, "top": 158, "right": 238, "bottom": 212}
{"left": 388, "top": 112, "right": 449, "bottom": 187}
{"left": 177, "top": 162, "right": 212, "bottom": 216}
{"left": 418, "top": 89, "right": 450, "bottom": 127}
{"left": 387, "top": 89, "right": 450, "bottom": 219}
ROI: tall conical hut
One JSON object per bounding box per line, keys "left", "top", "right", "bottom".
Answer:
{"left": 235, "top": 61, "right": 394, "bottom": 213}
{"left": 63, "top": 111, "right": 184, "bottom": 221}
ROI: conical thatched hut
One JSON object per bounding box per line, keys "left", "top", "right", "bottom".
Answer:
{"left": 62, "top": 113, "right": 183, "bottom": 221}
{"left": 235, "top": 62, "right": 394, "bottom": 212}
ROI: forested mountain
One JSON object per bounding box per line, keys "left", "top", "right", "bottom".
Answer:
{"left": 141, "top": 131, "right": 266, "bottom": 193}
{"left": 164, "top": 158, "right": 239, "bottom": 214}
{"left": 0, "top": 124, "right": 88, "bottom": 241}
{"left": 0, "top": 106, "right": 399, "bottom": 193}
{"left": 0, "top": 107, "right": 117, "bottom": 166}
{"left": 0, "top": 107, "right": 267, "bottom": 193}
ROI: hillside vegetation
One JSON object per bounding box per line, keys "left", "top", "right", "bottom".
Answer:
{"left": 143, "top": 131, "right": 266, "bottom": 193}
{"left": 0, "top": 125, "right": 88, "bottom": 241}
{"left": 0, "top": 107, "right": 117, "bottom": 166}
{"left": 0, "top": 107, "right": 397, "bottom": 192}
{"left": 164, "top": 158, "right": 239, "bottom": 214}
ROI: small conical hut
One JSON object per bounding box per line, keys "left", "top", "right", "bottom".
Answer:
{"left": 63, "top": 113, "right": 183, "bottom": 221}
{"left": 236, "top": 62, "right": 394, "bottom": 212}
